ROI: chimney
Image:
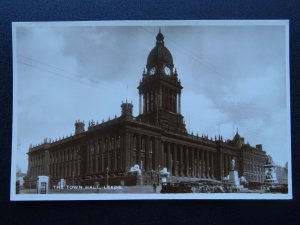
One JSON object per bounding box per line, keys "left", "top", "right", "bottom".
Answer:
{"left": 121, "top": 101, "right": 133, "bottom": 120}
{"left": 75, "top": 120, "right": 85, "bottom": 134}
{"left": 256, "top": 144, "right": 262, "bottom": 150}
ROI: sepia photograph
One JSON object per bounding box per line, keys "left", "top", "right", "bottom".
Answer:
{"left": 11, "top": 20, "right": 291, "bottom": 200}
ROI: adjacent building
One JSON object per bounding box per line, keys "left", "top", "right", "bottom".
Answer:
{"left": 275, "top": 164, "right": 288, "bottom": 185}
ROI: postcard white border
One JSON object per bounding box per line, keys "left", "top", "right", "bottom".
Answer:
{"left": 11, "top": 20, "right": 292, "bottom": 201}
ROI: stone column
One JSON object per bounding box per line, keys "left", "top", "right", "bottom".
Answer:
{"left": 137, "top": 134, "right": 141, "bottom": 166}
{"left": 228, "top": 154, "right": 231, "bottom": 174}
{"left": 100, "top": 138, "right": 104, "bottom": 173}
{"left": 72, "top": 149, "right": 75, "bottom": 178}
{"left": 147, "top": 92, "right": 149, "bottom": 113}
{"left": 114, "top": 136, "right": 118, "bottom": 171}
{"left": 167, "top": 142, "right": 172, "bottom": 174}
{"left": 145, "top": 136, "right": 150, "bottom": 172}
{"left": 220, "top": 153, "right": 224, "bottom": 180}
{"left": 139, "top": 94, "right": 142, "bottom": 114}
{"left": 226, "top": 153, "right": 229, "bottom": 176}
{"left": 211, "top": 152, "right": 215, "bottom": 179}
{"left": 114, "top": 150, "right": 117, "bottom": 172}
{"left": 196, "top": 150, "right": 200, "bottom": 178}
{"left": 117, "top": 136, "right": 121, "bottom": 171}
{"left": 224, "top": 153, "right": 227, "bottom": 177}
{"left": 161, "top": 141, "right": 165, "bottom": 168}
{"left": 55, "top": 157, "right": 57, "bottom": 178}
{"left": 44, "top": 150, "right": 50, "bottom": 176}
{"left": 173, "top": 144, "right": 177, "bottom": 176}
{"left": 143, "top": 94, "right": 146, "bottom": 113}
{"left": 186, "top": 147, "right": 189, "bottom": 176}
{"left": 131, "top": 134, "right": 136, "bottom": 167}
{"left": 154, "top": 138, "right": 160, "bottom": 171}
{"left": 77, "top": 156, "right": 80, "bottom": 176}
{"left": 179, "top": 145, "right": 183, "bottom": 176}
{"left": 107, "top": 138, "right": 110, "bottom": 171}
{"left": 201, "top": 151, "right": 204, "bottom": 179}
{"left": 191, "top": 148, "right": 195, "bottom": 177}
{"left": 178, "top": 93, "right": 181, "bottom": 114}
{"left": 166, "top": 88, "right": 168, "bottom": 110}
{"left": 95, "top": 141, "right": 99, "bottom": 173}
{"left": 86, "top": 145, "right": 90, "bottom": 174}
{"left": 228, "top": 155, "right": 232, "bottom": 173}
{"left": 28, "top": 156, "right": 31, "bottom": 178}
{"left": 89, "top": 146, "right": 92, "bottom": 175}
{"left": 53, "top": 153, "right": 57, "bottom": 178}
{"left": 150, "top": 91, "right": 153, "bottom": 111}
{"left": 123, "top": 133, "right": 131, "bottom": 172}
{"left": 58, "top": 154, "right": 60, "bottom": 178}
{"left": 202, "top": 150, "right": 208, "bottom": 178}
{"left": 154, "top": 89, "right": 157, "bottom": 111}
{"left": 206, "top": 151, "right": 210, "bottom": 179}
{"left": 62, "top": 162, "right": 64, "bottom": 178}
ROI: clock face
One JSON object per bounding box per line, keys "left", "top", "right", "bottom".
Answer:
{"left": 163, "top": 66, "right": 171, "bottom": 76}
{"left": 149, "top": 67, "right": 156, "bottom": 75}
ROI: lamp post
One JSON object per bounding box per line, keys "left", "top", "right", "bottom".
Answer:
{"left": 106, "top": 167, "right": 109, "bottom": 187}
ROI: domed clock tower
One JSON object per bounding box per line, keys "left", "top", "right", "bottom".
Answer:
{"left": 137, "top": 29, "right": 187, "bottom": 134}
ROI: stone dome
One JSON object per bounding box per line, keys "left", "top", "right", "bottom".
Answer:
{"left": 146, "top": 30, "right": 174, "bottom": 70}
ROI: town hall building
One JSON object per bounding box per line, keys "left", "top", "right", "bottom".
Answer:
{"left": 25, "top": 29, "right": 269, "bottom": 188}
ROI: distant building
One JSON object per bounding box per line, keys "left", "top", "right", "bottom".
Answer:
{"left": 275, "top": 164, "right": 288, "bottom": 185}
{"left": 25, "top": 30, "right": 272, "bottom": 188}
{"left": 16, "top": 171, "right": 26, "bottom": 186}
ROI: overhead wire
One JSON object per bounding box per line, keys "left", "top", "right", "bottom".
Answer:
{"left": 17, "top": 55, "right": 99, "bottom": 88}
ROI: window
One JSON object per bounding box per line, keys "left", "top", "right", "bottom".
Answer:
{"left": 149, "top": 140, "right": 153, "bottom": 154}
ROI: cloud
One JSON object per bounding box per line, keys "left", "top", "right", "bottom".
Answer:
{"left": 58, "top": 26, "right": 153, "bottom": 83}
{"left": 14, "top": 23, "right": 290, "bottom": 172}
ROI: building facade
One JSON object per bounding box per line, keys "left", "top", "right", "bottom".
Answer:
{"left": 25, "top": 30, "right": 269, "bottom": 188}
{"left": 274, "top": 164, "right": 288, "bottom": 185}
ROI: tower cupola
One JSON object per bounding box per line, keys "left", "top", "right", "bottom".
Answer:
{"left": 137, "top": 29, "right": 186, "bottom": 133}
{"left": 146, "top": 29, "right": 174, "bottom": 76}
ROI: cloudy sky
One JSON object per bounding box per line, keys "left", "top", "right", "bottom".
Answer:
{"left": 12, "top": 21, "right": 290, "bottom": 172}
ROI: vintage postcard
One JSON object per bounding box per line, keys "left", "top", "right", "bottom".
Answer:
{"left": 11, "top": 20, "right": 292, "bottom": 200}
